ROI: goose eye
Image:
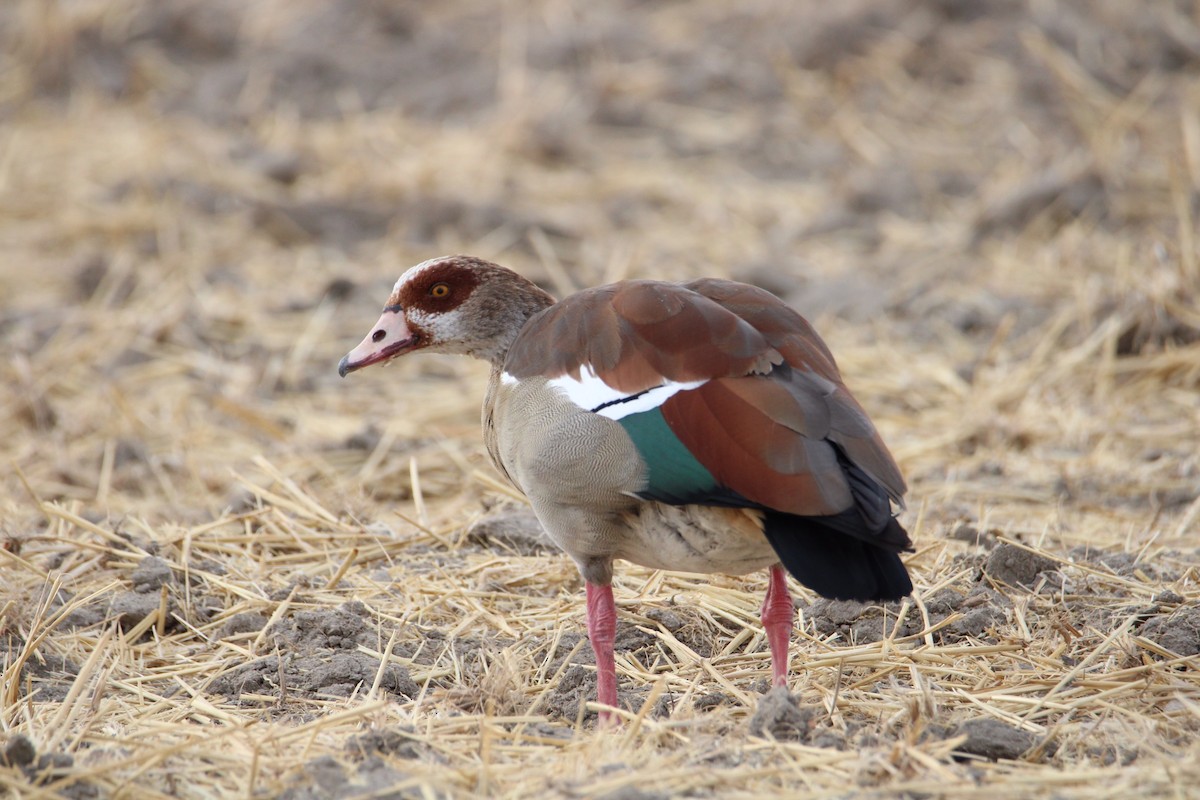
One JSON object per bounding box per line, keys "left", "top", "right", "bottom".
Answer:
{"left": 429, "top": 283, "right": 450, "bottom": 298}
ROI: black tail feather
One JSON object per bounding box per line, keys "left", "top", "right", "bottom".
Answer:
{"left": 762, "top": 510, "right": 913, "bottom": 601}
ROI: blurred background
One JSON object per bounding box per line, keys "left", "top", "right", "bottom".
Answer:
{"left": 2, "top": 0, "right": 1198, "bottom": 570}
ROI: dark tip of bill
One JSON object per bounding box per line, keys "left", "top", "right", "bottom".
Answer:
{"left": 337, "top": 355, "right": 352, "bottom": 378}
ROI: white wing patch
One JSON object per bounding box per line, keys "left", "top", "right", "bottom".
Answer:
{"left": 546, "top": 365, "right": 706, "bottom": 420}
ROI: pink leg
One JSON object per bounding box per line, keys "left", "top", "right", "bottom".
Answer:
{"left": 761, "top": 564, "right": 795, "bottom": 687}
{"left": 585, "top": 581, "right": 618, "bottom": 722}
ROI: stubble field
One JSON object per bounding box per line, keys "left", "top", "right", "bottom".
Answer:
{"left": 2, "top": 1, "right": 1199, "bottom": 798}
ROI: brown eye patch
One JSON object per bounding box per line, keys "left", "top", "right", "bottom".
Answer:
{"left": 398, "top": 257, "right": 485, "bottom": 313}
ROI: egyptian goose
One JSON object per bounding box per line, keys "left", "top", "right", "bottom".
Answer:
{"left": 339, "top": 255, "right": 912, "bottom": 719}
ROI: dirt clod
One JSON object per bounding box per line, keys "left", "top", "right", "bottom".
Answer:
{"left": 280, "top": 754, "right": 418, "bottom": 800}
{"left": 211, "top": 650, "right": 417, "bottom": 700}
{"left": 748, "top": 686, "right": 816, "bottom": 741}
{"left": 542, "top": 664, "right": 597, "bottom": 720}
{"left": 211, "top": 601, "right": 417, "bottom": 701}
{"left": 109, "top": 590, "right": 175, "bottom": 631}
{"left": 1153, "top": 590, "right": 1184, "bottom": 606}
{"left": 273, "top": 602, "right": 370, "bottom": 651}
{"left": 805, "top": 598, "right": 915, "bottom": 644}
{"left": 0, "top": 645, "right": 79, "bottom": 702}
{"left": 949, "top": 524, "right": 998, "bottom": 548}
{"left": 130, "top": 556, "right": 174, "bottom": 592}
{"left": 984, "top": 544, "right": 1058, "bottom": 588}
{"left": 693, "top": 692, "right": 731, "bottom": 711}
{"left": 62, "top": 601, "right": 106, "bottom": 629}
{"left": 949, "top": 586, "right": 1011, "bottom": 639}
{"left": 219, "top": 612, "right": 269, "bottom": 638}
{"left": 1071, "top": 547, "right": 1142, "bottom": 576}
{"left": 952, "top": 718, "right": 1036, "bottom": 761}
{"left": 0, "top": 734, "right": 98, "bottom": 798}
{"left": 539, "top": 660, "right": 666, "bottom": 721}
{"left": 346, "top": 727, "right": 423, "bottom": 760}
{"left": 807, "top": 598, "right": 873, "bottom": 629}
{"left": 2, "top": 734, "right": 36, "bottom": 768}
{"left": 1138, "top": 606, "right": 1200, "bottom": 657}
{"left": 644, "top": 607, "right": 684, "bottom": 632}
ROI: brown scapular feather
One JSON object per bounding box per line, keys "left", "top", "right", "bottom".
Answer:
{"left": 508, "top": 277, "right": 906, "bottom": 521}
{"left": 507, "top": 280, "right": 781, "bottom": 391}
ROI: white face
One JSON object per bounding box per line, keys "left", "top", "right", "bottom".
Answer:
{"left": 403, "top": 305, "right": 472, "bottom": 351}
{"left": 341, "top": 256, "right": 481, "bottom": 375}
{"left": 343, "top": 255, "right": 548, "bottom": 371}
{"left": 380, "top": 255, "right": 501, "bottom": 358}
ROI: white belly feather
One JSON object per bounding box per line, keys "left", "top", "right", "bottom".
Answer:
{"left": 616, "top": 503, "right": 778, "bottom": 576}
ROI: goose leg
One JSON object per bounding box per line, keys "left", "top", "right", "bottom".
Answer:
{"left": 761, "top": 564, "right": 795, "bottom": 687}
{"left": 585, "top": 581, "right": 618, "bottom": 722}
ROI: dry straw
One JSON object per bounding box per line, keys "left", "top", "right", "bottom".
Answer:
{"left": 2, "top": 1, "right": 1199, "bottom": 798}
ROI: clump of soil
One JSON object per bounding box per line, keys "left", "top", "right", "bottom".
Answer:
{"left": 952, "top": 718, "right": 1037, "bottom": 761}
{"left": 1, "top": 734, "right": 36, "bottom": 768}
{"left": 14, "top": 554, "right": 224, "bottom": 641}
{"left": 748, "top": 687, "right": 817, "bottom": 741}
{"left": 59, "top": 599, "right": 106, "bottom": 629}
{"left": 0, "top": 644, "right": 79, "bottom": 702}
{"left": 108, "top": 590, "right": 170, "bottom": 629}
{"left": 948, "top": 524, "right": 999, "bottom": 549}
{"left": 983, "top": 543, "right": 1058, "bottom": 587}
{"left": 804, "top": 598, "right": 909, "bottom": 644}
{"left": 1068, "top": 546, "right": 1165, "bottom": 580}
{"left": 642, "top": 605, "right": 721, "bottom": 659}
{"left": 1, "top": 735, "right": 99, "bottom": 799}
{"left": 219, "top": 611, "right": 270, "bottom": 639}
{"left": 211, "top": 650, "right": 417, "bottom": 701}
{"left": 49, "top": 554, "right": 220, "bottom": 638}
{"left": 541, "top": 664, "right": 604, "bottom": 720}
{"left": 1138, "top": 606, "right": 1200, "bottom": 657}
{"left": 210, "top": 601, "right": 417, "bottom": 701}
{"left": 272, "top": 602, "right": 372, "bottom": 651}
{"left": 693, "top": 692, "right": 732, "bottom": 712}
{"left": 129, "top": 556, "right": 174, "bottom": 591}
{"left": 805, "top": 584, "right": 1012, "bottom": 645}
{"left": 346, "top": 727, "right": 425, "bottom": 761}
{"left": 279, "top": 754, "right": 416, "bottom": 800}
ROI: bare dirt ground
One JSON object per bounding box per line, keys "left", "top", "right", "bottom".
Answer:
{"left": 2, "top": 1, "right": 1199, "bottom": 797}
